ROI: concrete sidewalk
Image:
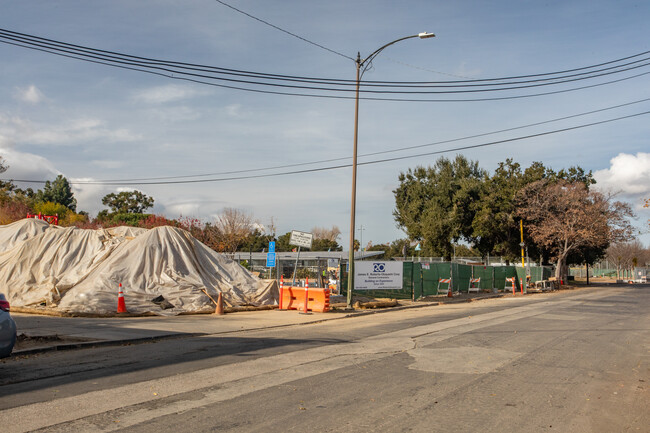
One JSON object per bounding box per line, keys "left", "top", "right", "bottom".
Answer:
{"left": 9, "top": 290, "right": 512, "bottom": 356}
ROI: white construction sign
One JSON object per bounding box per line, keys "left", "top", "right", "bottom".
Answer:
{"left": 289, "top": 230, "right": 313, "bottom": 249}
{"left": 354, "top": 261, "right": 403, "bottom": 291}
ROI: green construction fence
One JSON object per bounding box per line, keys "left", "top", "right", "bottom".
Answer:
{"left": 343, "top": 261, "right": 553, "bottom": 300}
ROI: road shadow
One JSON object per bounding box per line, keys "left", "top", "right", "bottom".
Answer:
{"left": 0, "top": 331, "right": 347, "bottom": 404}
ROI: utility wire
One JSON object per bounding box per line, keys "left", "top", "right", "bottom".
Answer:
{"left": 3, "top": 36, "right": 649, "bottom": 102}
{"left": 5, "top": 110, "right": 648, "bottom": 186}
{"left": 2, "top": 35, "right": 649, "bottom": 100}
{"left": 1, "top": 28, "right": 649, "bottom": 90}
{"left": 213, "top": 0, "right": 472, "bottom": 79}
{"left": 68, "top": 96, "right": 650, "bottom": 183}
{"left": 214, "top": 0, "right": 355, "bottom": 61}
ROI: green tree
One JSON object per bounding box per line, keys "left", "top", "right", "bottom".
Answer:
{"left": 470, "top": 159, "right": 535, "bottom": 261}
{"left": 240, "top": 229, "right": 271, "bottom": 252}
{"left": 393, "top": 155, "right": 486, "bottom": 260}
{"left": 102, "top": 190, "right": 154, "bottom": 214}
{"left": 36, "top": 175, "right": 77, "bottom": 212}
{"left": 312, "top": 238, "right": 341, "bottom": 251}
{"left": 366, "top": 239, "right": 413, "bottom": 259}
{"left": 470, "top": 160, "right": 594, "bottom": 263}
{"left": 275, "top": 232, "right": 293, "bottom": 252}
{"left": 33, "top": 201, "right": 70, "bottom": 218}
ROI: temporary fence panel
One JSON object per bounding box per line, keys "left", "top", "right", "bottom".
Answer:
{"left": 344, "top": 261, "right": 557, "bottom": 300}
{"left": 527, "top": 266, "right": 553, "bottom": 283}
{"left": 402, "top": 261, "right": 415, "bottom": 299}
{"left": 411, "top": 262, "right": 423, "bottom": 300}
{"left": 451, "top": 263, "right": 473, "bottom": 293}
{"left": 506, "top": 266, "right": 520, "bottom": 292}
{"left": 471, "top": 265, "right": 494, "bottom": 291}
{"left": 515, "top": 267, "right": 527, "bottom": 290}
{"left": 514, "top": 266, "right": 553, "bottom": 290}
{"left": 493, "top": 266, "right": 520, "bottom": 291}
{"left": 493, "top": 267, "right": 508, "bottom": 291}
{"left": 420, "top": 262, "right": 451, "bottom": 296}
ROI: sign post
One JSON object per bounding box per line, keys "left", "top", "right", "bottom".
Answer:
{"left": 266, "top": 241, "right": 276, "bottom": 279}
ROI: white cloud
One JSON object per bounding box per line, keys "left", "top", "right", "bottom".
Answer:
{"left": 0, "top": 145, "right": 59, "bottom": 182}
{"left": 164, "top": 202, "right": 202, "bottom": 217}
{"left": 14, "top": 85, "right": 45, "bottom": 104}
{"left": 0, "top": 115, "right": 141, "bottom": 146}
{"left": 593, "top": 152, "right": 650, "bottom": 206}
{"left": 131, "top": 85, "right": 212, "bottom": 104}
{"left": 69, "top": 178, "right": 113, "bottom": 215}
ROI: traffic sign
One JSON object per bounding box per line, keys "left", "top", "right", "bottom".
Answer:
{"left": 266, "top": 252, "right": 276, "bottom": 267}
{"left": 269, "top": 241, "right": 276, "bottom": 253}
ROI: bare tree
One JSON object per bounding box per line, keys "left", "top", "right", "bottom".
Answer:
{"left": 311, "top": 226, "right": 341, "bottom": 242}
{"left": 516, "top": 180, "right": 634, "bottom": 281}
{"left": 608, "top": 241, "right": 650, "bottom": 279}
{"left": 213, "top": 208, "right": 254, "bottom": 254}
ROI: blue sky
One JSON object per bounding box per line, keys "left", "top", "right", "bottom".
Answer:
{"left": 1, "top": 0, "right": 649, "bottom": 248}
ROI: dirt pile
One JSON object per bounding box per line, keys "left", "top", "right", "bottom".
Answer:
{"left": 0, "top": 219, "right": 277, "bottom": 315}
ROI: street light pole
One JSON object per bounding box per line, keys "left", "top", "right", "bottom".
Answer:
{"left": 346, "top": 32, "right": 435, "bottom": 309}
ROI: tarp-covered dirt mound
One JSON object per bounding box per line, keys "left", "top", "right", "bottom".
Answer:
{"left": 0, "top": 219, "right": 277, "bottom": 315}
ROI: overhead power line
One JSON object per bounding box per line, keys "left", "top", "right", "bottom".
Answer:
{"left": 213, "top": 0, "right": 482, "bottom": 79}
{"left": 1, "top": 27, "right": 647, "bottom": 88}
{"left": 61, "top": 96, "right": 650, "bottom": 183}
{"left": 214, "top": 0, "right": 355, "bottom": 61}
{"left": 4, "top": 110, "right": 649, "bottom": 186}
{"left": 1, "top": 28, "right": 649, "bottom": 101}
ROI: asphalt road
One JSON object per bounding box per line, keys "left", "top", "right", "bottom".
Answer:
{"left": 1, "top": 286, "right": 648, "bottom": 432}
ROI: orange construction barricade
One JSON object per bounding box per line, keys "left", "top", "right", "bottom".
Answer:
{"left": 506, "top": 277, "right": 516, "bottom": 295}
{"left": 281, "top": 287, "right": 330, "bottom": 313}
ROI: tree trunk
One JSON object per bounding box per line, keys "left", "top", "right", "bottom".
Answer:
{"left": 555, "top": 253, "right": 568, "bottom": 283}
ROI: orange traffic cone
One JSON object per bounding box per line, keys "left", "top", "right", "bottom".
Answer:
{"left": 117, "top": 283, "right": 127, "bottom": 313}
{"left": 215, "top": 292, "right": 224, "bottom": 315}
{"left": 447, "top": 286, "right": 453, "bottom": 297}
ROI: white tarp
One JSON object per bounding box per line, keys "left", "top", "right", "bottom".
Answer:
{"left": 0, "top": 219, "right": 278, "bottom": 315}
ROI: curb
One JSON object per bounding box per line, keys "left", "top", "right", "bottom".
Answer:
{"left": 10, "top": 332, "right": 206, "bottom": 357}
{"left": 7, "top": 290, "right": 547, "bottom": 357}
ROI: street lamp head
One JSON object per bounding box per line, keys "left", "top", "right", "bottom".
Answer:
{"left": 418, "top": 32, "right": 436, "bottom": 39}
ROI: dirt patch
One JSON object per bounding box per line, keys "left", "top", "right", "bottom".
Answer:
{"left": 13, "top": 333, "right": 96, "bottom": 351}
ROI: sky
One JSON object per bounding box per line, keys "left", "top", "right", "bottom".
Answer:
{"left": 1, "top": 0, "right": 649, "bottom": 249}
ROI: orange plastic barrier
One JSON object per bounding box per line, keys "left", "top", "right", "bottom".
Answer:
{"left": 281, "top": 287, "right": 330, "bottom": 313}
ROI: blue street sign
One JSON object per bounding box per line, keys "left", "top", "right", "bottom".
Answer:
{"left": 268, "top": 241, "right": 276, "bottom": 253}
{"left": 266, "top": 252, "right": 276, "bottom": 267}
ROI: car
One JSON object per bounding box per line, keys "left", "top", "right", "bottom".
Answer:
{"left": 0, "top": 293, "right": 17, "bottom": 358}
